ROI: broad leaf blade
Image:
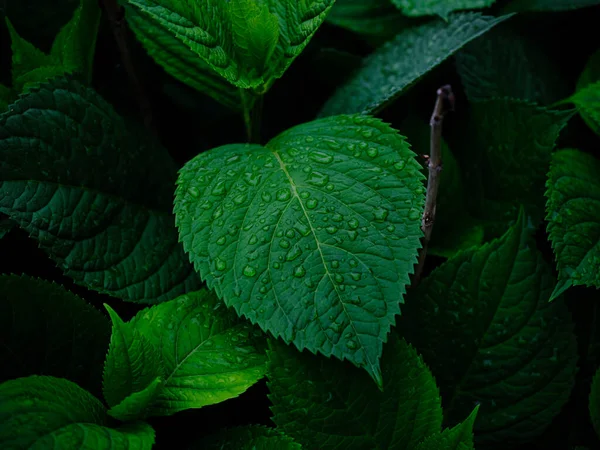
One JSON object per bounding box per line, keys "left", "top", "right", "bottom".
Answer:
{"left": 129, "top": 290, "right": 267, "bottom": 416}
{"left": 124, "top": 3, "right": 242, "bottom": 110}
{"left": 0, "top": 77, "right": 201, "bottom": 303}
{"left": 399, "top": 211, "right": 578, "bottom": 447}
{"left": 320, "top": 13, "right": 510, "bottom": 116}
{"left": 108, "top": 377, "right": 163, "bottom": 421}
{"left": 0, "top": 274, "right": 109, "bottom": 398}
{"left": 545, "top": 149, "right": 600, "bottom": 299}
{"left": 0, "top": 375, "right": 155, "bottom": 449}
{"left": 199, "top": 425, "right": 302, "bottom": 449}
{"left": 568, "top": 80, "right": 600, "bottom": 136}
{"left": 267, "top": 335, "right": 443, "bottom": 450}
{"left": 103, "top": 305, "right": 163, "bottom": 408}
{"left": 414, "top": 406, "right": 479, "bottom": 450}
{"left": 392, "top": 0, "right": 496, "bottom": 19}
{"left": 175, "top": 115, "right": 425, "bottom": 386}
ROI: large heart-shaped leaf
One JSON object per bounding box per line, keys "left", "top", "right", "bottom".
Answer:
{"left": 175, "top": 114, "right": 425, "bottom": 386}
{"left": 0, "top": 77, "right": 201, "bottom": 303}
{"left": 121, "top": 0, "right": 335, "bottom": 91}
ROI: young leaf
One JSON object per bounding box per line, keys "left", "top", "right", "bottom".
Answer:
{"left": 591, "top": 366, "right": 600, "bottom": 440}
{"left": 121, "top": 0, "right": 335, "bottom": 90}
{"left": 319, "top": 13, "right": 510, "bottom": 116}
{"left": 398, "top": 211, "right": 578, "bottom": 447}
{"left": 0, "top": 275, "right": 109, "bottom": 398}
{"left": 327, "top": 0, "right": 410, "bottom": 40}
{"left": 108, "top": 377, "right": 164, "bottom": 421}
{"left": 456, "top": 25, "right": 570, "bottom": 105}
{"left": 413, "top": 406, "right": 479, "bottom": 450}
{"left": 457, "top": 99, "right": 573, "bottom": 230}
{"left": 392, "top": 0, "right": 496, "bottom": 19}
{"left": 0, "top": 77, "right": 201, "bottom": 303}
{"left": 267, "top": 335, "right": 446, "bottom": 450}
{"left": 198, "top": 425, "right": 302, "bottom": 449}
{"left": 124, "top": 4, "right": 242, "bottom": 110}
{"left": 566, "top": 80, "right": 600, "bottom": 136}
{"left": 126, "top": 289, "right": 267, "bottom": 416}
{"left": 503, "top": 0, "right": 600, "bottom": 12}
{"left": 0, "top": 375, "right": 155, "bottom": 449}
{"left": 174, "top": 115, "right": 426, "bottom": 386}
{"left": 545, "top": 149, "right": 600, "bottom": 300}
{"left": 103, "top": 305, "right": 163, "bottom": 409}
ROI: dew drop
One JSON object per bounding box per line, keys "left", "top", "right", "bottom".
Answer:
{"left": 307, "top": 171, "right": 329, "bottom": 187}
{"left": 216, "top": 236, "right": 226, "bottom": 246}
{"left": 394, "top": 161, "right": 406, "bottom": 171}
{"left": 249, "top": 235, "right": 258, "bottom": 245}
{"left": 294, "top": 265, "right": 306, "bottom": 278}
{"left": 346, "top": 340, "right": 357, "bottom": 349}
{"left": 285, "top": 229, "right": 296, "bottom": 239}
{"left": 334, "top": 274, "right": 344, "bottom": 283}
{"left": 373, "top": 207, "right": 389, "bottom": 222}
{"left": 306, "top": 198, "right": 318, "bottom": 209}
{"left": 350, "top": 272, "right": 361, "bottom": 281}
{"left": 215, "top": 258, "right": 227, "bottom": 271}
{"left": 262, "top": 192, "right": 272, "bottom": 202}
{"left": 331, "top": 260, "right": 340, "bottom": 269}
{"left": 286, "top": 246, "right": 302, "bottom": 261}
{"left": 279, "top": 239, "right": 290, "bottom": 249}
{"left": 277, "top": 189, "right": 291, "bottom": 201}
{"left": 212, "top": 181, "right": 226, "bottom": 195}
{"left": 243, "top": 265, "right": 257, "bottom": 277}
{"left": 309, "top": 151, "right": 334, "bottom": 164}
{"left": 408, "top": 209, "right": 421, "bottom": 220}
{"left": 348, "top": 218, "right": 359, "bottom": 229}
{"left": 367, "top": 147, "right": 379, "bottom": 158}
{"left": 188, "top": 186, "right": 200, "bottom": 198}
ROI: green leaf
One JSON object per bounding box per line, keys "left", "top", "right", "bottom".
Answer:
{"left": 0, "top": 77, "right": 201, "bottom": 303}
{"left": 327, "top": 0, "right": 411, "bottom": 40}
{"left": 577, "top": 48, "right": 600, "bottom": 91}
{"left": 566, "top": 80, "right": 600, "bottom": 136}
{"left": 392, "top": 0, "right": 496, "bottom": 19}
{"left": 102, "top": 305, "right": 163, "bottom": 409}
{"left": 319, "top": 13, "right": 510, "bottom": 116}
{"left": 591, "top": 366, "right": 600, "bottom": 440}
{"left": 175, "top": 114, "right": 425, "bottom": 387}
{"left": 398, "top": 211, "right": 579, "bottom": 447}
{"left": 414, "top": 406, "right": 478, "bottom": 450}
{"left": 121, "top": 0, "right": 335, "bottom": 90}
{"left": 458, "top": 99, "right": 573, "bottom": 231}
{"left": 456, "top": 25, "right": 571, "bottom": 105}
{"left": 503, "top": 0, "right": 600, "bottom": 12}
{"left": 108, "top": 377, "right": 163, "bottom": 421}
{"left": 545, "top": 149, "right": 600, "bottom": 300}
{"left": 199, "top": 425, "right": 302, "bottom": 449}
{"left": 267, "top": 334, "right": 445, "bottom": 449}
{"left": 399, "top": 115, "right": 483, "bottom": 258}
{"left": 0, "top": 375, "right": 155, "bottom": 449}
{"left": 50, "top": 0, "right": 102, "bottom": 83}
{"left": 0, "top": 275, "right": 109, "bottom": 398}
{"left": 124, "top": 4, "right": 242, "bottom": 110}
{"left": 126, "top": 289, "right": 267, "bottom": 416}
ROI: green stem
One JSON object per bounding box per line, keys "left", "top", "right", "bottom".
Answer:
{"left": 241, "top": 89, "right": 264, "bottom": 144}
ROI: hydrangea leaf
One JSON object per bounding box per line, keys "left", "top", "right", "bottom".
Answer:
{"left": 545, "top": 149, "right": 600, "bottom": 300}
{"left": 320, "top": 13, "right": 510, "bottom": 116}
{"left": 121, "top": 0, "right": 335, "bottom": 91}
{"left": 398, "top": 211, "right": 579, "bottom": 447}
{"left": 124, "top": 3, "right": 242, "bottom": 110}
{"left": 103, "top": 290, "right": 266, "bottom": 419}
{"left": 198, "top": 425, "right": 302, "bottom": 449}
{"left": 566, "top": 80, "right": 600, "bottom": 136}
{"left": 414, "top": 406, "right": 478, "bottom": 450}
{"left": 0, "top": 77, "right": 201, "bottom": 303}
{"left": 577, "top": 48, "right": 600, "bottom": 91}
{"left": 267, "top": 335, "right": 446, "bottom": 449}
{"left": 0, "top": 274, "right": 109, "bottom": 398}
{"left": 392, "top": 0, "right": 496, "bottom": 19}
{"left": 0, "top": 375, "right": 155, "bottom": 449}
{"left": 175, "top": 114, "right": 425, "bottom": 387}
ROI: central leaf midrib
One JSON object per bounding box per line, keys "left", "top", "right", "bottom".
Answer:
{"left": 270, "top": 148, "right": 375, "bottom": 371}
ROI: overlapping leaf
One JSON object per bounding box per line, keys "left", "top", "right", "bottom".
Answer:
{"left": 0, "top": 275, "right": 109, "bottom": 398}
{"left": 267, "top": 334, "right": 478, "bottom": 449}
{"left": 175, "top": 114, "right": 425, "bottom": 386}
{"left": 398, "top": 211, "right": 578, "bottom": 447}
{"left": 320, "top": 12, "right": 510, "bottom": 116}
{"left": 392, "top": 0, "right": 496, "bottom": 19}
{"left": 121, "top": 0, "right": 335, "bottom": 91}
{"left": 0, "top": 376, "right": 155, "bottom": 449}
{"left": 199, "top": 425, "right": 302, "bottom": 449}
{"left": 545, "top": 149, "right": 600, "bottom": 300}
{"left": 103, "top": 290, "right": 266, "bottom": 420}
{"left": 0, "top": 77, "right": 201, "bottom": 303}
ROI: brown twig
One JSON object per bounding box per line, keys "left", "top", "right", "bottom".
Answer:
{"left": 102, "top": 0, "right": 154, "bottom": 133}
{"left": 412, "top": 85, "right": 454, "bottom": 286}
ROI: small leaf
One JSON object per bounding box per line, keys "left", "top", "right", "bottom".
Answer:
{"left": 0, "top": 77, "right": 201, "bottom": 303}
{"left": 414, "top": 406, "right": 479, "bottom": 450}
{"left": 503, "top": 0, "right": 600, "bottom": 12}
{"left": 198, "top": 425, "right": 302, "bottom": 449}
{"left": 392, "top": 0, "right": 496, "bottom": 19}
{"left": 567, "top": 80, "right": 600, "bottom": 136}
{"left": 108, "top": 377, "right": 163, "bottom": 421}
{"left": 590, "top": 366, "right": 600, "bottom": 440}
{"left": 267, "top": 335, "right": 444, "bottom": 450}
{"left": 124, "top": 4, "right": 242, "bottom": 110}
{"left": 102, "top": 305, "right": 163, "bottom": 409}
{"left": 320, "top": 13, "right": 510, "bottom": 116}
{"left": 545, "top": 149, "right": 600, "bottom": 300}
{"left": 128, "top": 290, "right": 267, "bottom": 416}
{"left": 577, "top": 48, "right": 600, "bottom": 91}
{"left": 175, "top": 114, "right": 426, "bottom": 386}
{"left": 0, "top": 274, "right": 109, "bottom": 398}
{"left": 0, "top": 375, "right": 154, "bottom": 449}
{"left": 399, "top": 211, "right": 579, "bottom": 447}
